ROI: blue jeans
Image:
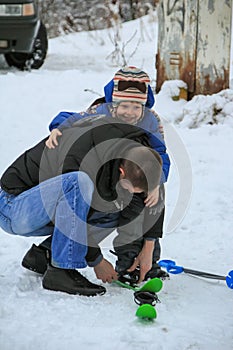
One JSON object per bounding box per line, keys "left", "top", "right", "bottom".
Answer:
{"left": 0, "top": 171, "right": 94, "bottom": 269}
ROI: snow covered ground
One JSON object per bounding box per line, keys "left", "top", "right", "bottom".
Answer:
{"left": 0, "top": 12, "right": 233, "bottom": 350}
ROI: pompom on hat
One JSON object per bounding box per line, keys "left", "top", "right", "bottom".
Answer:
{"left": 111, "top": 66, "right": 151, "bottom": 106}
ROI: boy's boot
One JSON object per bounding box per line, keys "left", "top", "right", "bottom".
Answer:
{"left": 42, "top": 265, "right": 106, "bottom": 296}
{"left": 114, "top": 238, "right": 169, "bottom": 283}
{"left": 21, "top": 243, "right": 50, "bottom": 274}
{"left": 145, "top": 262, "right": 169, "bottom": 280}
{"left": 116, "top": 256, "right": 169, "bottom": 283}
{"left": 144, "top": 238, "right": 169, "bottom": 280}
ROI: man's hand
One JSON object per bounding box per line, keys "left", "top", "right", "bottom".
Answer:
{"left": 144, "top": 185, "right": 159, "bottom": 207}
{"left": 94, "top": 258, "right": 118, "bottom": 283}
{"left": 127, "top": 240, "right": 155, "bottom": 283}
{"left": 45, "top": 128, "right": 62, "bottom": 149}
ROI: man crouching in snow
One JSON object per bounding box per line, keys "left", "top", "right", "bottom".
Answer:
{"left": 0, "top": 114, "right": 163, "bottom": 296}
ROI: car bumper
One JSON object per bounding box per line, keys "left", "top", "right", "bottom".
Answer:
{"left": 0, "top": 16, "right": 39, "bottom": 53}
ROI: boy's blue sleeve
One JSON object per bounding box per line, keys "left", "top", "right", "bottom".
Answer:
{"left": 147, "top": 132, "right": 170, "bottom": 183}
{"left": 139, "top": 112, "right": 170, "bottom": 183}
{"left": 48, "top": 104, "right": 111, "bottom": 131}
{"left": 48, "top": 111, "right": 90, "bottom": 131}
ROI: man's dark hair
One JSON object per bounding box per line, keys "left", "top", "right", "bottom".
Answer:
{"left": 121, "top": 147, "right": 162, "bottom": 193}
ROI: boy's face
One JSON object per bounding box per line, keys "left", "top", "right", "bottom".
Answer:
{"left": 116, "top": 101, "right": 143, "bottom": 125}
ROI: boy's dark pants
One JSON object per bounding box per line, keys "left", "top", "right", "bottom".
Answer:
{"left": 87, "top": 185, "right": 165, "bottom": 272}
{"left": 113, "top": 185, "right": 165, "bottom": 273}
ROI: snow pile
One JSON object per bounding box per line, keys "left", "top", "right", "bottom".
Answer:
{"left": 158, "top": 79, "right": 188, "bottom": 98}
{"left": 155, "top": 80, "right": 187, "bottom": 123}
{"left": 180, "top": 89, "right": 233, "bottom": 128}
{"left": 156, "top": 80, "right": 233, "bottom": 128}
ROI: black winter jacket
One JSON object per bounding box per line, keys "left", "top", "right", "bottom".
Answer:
{"left": 1, "top": 116, "right": 151, "bottom": 212}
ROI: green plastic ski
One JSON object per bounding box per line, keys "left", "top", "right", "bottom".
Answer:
{"left": 136, "top": 304, "right": 157, "bottom": 320}
{"left": 114, "top": 278, "right": 163, "bottom": 320}
{"left": 114, "top": 277, "right": 163, "bottom": 293}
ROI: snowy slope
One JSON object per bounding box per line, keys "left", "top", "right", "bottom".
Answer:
{"left": 0, "top": 13, "right": 233, "bottom": 350}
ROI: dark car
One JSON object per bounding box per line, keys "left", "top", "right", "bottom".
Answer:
{"left": 0, "top": 0, "right": 48, "bottom": 69}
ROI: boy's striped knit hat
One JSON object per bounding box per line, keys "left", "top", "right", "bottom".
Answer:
{"left": 112, "top": 66, "right": 150, "bottom": 105}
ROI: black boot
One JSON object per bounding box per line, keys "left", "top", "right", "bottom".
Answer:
{"left": 42, "top": 265, "right": 106, "bottom": 296}
{"left": 118, "top": 268, "right": 140, "bottom": 286}
{"left": 145, "top": 264, "right": 169, "bottom": 280}
{"left": 21, "top": 244, "right": 50, "bottom": 274}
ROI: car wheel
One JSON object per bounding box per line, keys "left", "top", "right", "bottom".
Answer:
{"left": 4, "top": 22, "right": 48, "bottom": 70}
